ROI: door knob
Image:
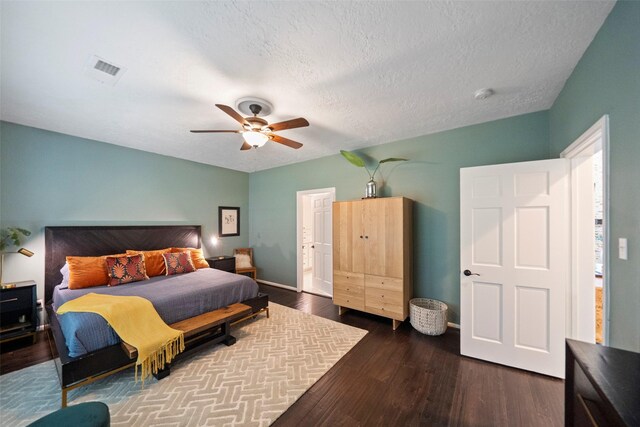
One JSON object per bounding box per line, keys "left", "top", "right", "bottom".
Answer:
{"left": 463, "top": 269, "right": 480, "bottom": 276}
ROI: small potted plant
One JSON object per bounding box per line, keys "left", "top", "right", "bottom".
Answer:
{"left": 340, "top": 150, "right": 407, "bottom": 198}
{"left": 0, "top": 227, "right": 31, "bottom": 251}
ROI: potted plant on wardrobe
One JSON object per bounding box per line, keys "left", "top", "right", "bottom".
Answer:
{"left": 340, "top": 150, "right": 407, "bottom": 198}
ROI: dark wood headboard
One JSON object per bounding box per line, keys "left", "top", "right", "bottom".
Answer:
{"left": 44, "top": 225, "right": 201, "bottom": 303}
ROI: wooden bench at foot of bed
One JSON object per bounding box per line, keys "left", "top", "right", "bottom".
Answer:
{"left": 48, "top": 294, "right": 270, "bottom": 408}
{"left": 121, "top": 302, "right": 253, "bottom": 361}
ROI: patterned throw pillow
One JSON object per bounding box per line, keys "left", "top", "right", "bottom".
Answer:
{"left": 105, "top": 254, "right": 149, "bottom": 286}
{"left": 171, "top": 247, "right": 209, "bottom": 269}
{"left": 163, "top": 251, "right": 196, "bottom": 275}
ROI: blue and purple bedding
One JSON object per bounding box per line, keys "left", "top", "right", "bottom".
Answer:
{"left": 52, "top": 268, "right": 258, "bottom": 357}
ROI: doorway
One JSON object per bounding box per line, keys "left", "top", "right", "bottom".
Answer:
{"left": 561, "top": 115, "right": 609, "bottom": 345}
{"left": 296, "top": 188, "right": 336, "bottom": 297}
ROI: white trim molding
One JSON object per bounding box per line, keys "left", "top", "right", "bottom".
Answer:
{"left": 256, "top": 279, "right": 297, "bottom": 291}
{"left": 561, "top": 115, "right": 609, "bottom": 158}
{"left": 295, "top": 187, "right": 336, "bottom": 294}
{"left": 561, "top": 114, "right": 610, "bottom": 345}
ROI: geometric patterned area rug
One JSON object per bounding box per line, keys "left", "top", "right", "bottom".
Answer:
{"left": 0, "top": 303, "right": 367, "bottom": 426}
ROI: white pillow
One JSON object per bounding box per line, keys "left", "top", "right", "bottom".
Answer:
{"left": 235, "top": 253, "right": 252, "bottom": 269}
{"left": 60, "top": 263, "right": 70, "bottom": 285}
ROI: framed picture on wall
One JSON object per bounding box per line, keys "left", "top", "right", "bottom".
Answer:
{"left": 218, "top": 206, "right": 240, "bottom": 237}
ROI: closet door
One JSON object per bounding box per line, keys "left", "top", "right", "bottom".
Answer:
{"left": 333, "top": 201, "right": 364, "bottom": 273}
{"left": 364, "top": 198, "right": 404, "bottom": 278}
{"left": 333, "top": 201, "right": 365, "bottom": 311}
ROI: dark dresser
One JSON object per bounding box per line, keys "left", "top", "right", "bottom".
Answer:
{"left": 565, "top": 339, "right": 640, "bottom": 426}
{"left": 206, "top": 256, "right": 236, "bottom": 273}
{"left": 0, "top": 280, "right": 37, "bottom": 344}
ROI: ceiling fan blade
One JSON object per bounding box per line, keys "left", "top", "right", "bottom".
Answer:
{"left": 216, "top": 104, "right": 249, "bottom": 126}
{"left": 267, "top": 117, "right": 309, "bottom": 132}
{"left": 240, "top": 142, "right": 252, "bottom": 151}
{"left": 269, "top": 133, "right": 303, "bottom": 149}
{"left": 190, "top": 130, "right": 240, "bottom": 133}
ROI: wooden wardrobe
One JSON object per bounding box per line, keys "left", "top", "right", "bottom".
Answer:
{"left": 332, "top": 197, "right": 413, "bottom": 330}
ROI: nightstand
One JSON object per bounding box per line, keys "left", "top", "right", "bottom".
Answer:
{"left": 206, "top": 256, "right": 236, "bottom": 273}
{"left": 0, "top": 280, "right": 37, "bottom": 344}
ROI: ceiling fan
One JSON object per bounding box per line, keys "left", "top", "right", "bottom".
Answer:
{"left": 190, "top": 101, "right": 309, "bottom": 150}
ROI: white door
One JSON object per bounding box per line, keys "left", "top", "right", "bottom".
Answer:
{"left": 312, "top": 193, "right": 333, "bottom": 296}
{"left": 460, "top": 159, "right": 569, "bottom": 378}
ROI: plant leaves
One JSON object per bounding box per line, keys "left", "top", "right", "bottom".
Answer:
{"left": 340, "top": 150, "right": 366, "bottom": 168}
{"left": 0, "top": 227, "right": 31, "bottom": 250}
{"left": 379, "top": 157, "right": 408, "bottom": 164}
{"left": 14, "top": 228, "right": 31, "bottom": 237}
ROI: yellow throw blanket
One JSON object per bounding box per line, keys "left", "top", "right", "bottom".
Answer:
{"left": 57, "top": 293, "right": 185, "bottom": 382}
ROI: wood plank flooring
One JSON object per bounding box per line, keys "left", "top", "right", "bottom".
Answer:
{"left": 0, "top": 284, "right": 564, "bottom": 426}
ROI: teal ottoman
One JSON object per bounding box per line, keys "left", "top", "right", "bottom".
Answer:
{"left": 27, "top": 402, "right": 110, "bottom": 427}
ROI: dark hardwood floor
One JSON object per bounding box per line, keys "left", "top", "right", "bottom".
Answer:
{"left": 0, "top": 284, "right": 564, "bottom": 426}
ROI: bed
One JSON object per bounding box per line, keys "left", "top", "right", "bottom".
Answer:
{"left": 44, "top": 225, "right": 268, "bottom": 407}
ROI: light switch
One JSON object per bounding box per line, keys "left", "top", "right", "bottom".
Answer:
{"left": 618, "top": 238, "right": 628, "bottom": 260}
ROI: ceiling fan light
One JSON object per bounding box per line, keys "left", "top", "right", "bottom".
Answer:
{"left": 242, "top": 131, "right": 269, "bottom": 147}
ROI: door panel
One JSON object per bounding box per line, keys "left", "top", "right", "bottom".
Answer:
{"left": 471, "top": 281, "right": 503, "bottom": 343}
{"left": 332, "top": 201, "right": 364, "bottom": 274}
{"left": 365, "top": 198, "right": 404, "bottom": 278}
{"left": 515, "top": 286, "right": 549, "bottom": 351}
{"left": 461, "top": 159, "right": 568, "bottom": 378}
{"left": 313, "top": 193, "right": 334, "bottom": 295}
{"left": 515, "top": 207, "right": 549, "bottom": 269}
{"left": 472, "top": 208, "right": 503, "bottom": 266}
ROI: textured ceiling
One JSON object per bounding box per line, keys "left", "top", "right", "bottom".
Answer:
{"left": 1, "top": 1, "right": 614, "bottom": 172}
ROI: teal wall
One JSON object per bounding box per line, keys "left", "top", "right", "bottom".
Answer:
{"left": 0, "top": 122, "right": 249, "bottom": 300}
{"left": 2, "top": 1, "right": 636, "bottom": 350}
{"left": 549, "top": 1, "right": 640, "bottom": 351}
{"left": 249, "top": 111, "right": 550, "bottom": 323}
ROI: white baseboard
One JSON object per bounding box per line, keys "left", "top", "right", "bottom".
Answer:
{"left": 258, "top": 279, "right": 460, "bottom": 328}
{"left": 256, "top": 279, "right": 298, "bottom": 292}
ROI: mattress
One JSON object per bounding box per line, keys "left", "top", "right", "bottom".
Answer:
{"left": 52, "top": 268, "right": 258, "bottom": 357}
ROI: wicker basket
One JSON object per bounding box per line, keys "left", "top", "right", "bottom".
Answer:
{"left": 410, "top": 298, "right": 448, "bottom": 336}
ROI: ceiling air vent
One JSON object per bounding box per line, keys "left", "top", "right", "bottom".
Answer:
{"left": 85, "top": 55, "right": 126, "bottom": 86}
{"left": 94, "top": 60, "right": 120, "bottom": 76}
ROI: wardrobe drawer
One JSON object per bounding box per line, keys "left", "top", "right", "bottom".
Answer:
{"left": 334, "top": 271, "right": 364, "bottom": 291}
{"left": 365, "top": 275, "right": 403, "bottom": 292}
{"left": 365, "top": 287, "right": 403, "bottom": 307}
{"left": 334, "top": 290, "right": 365, "bottom": 311}
{"left": 365, "top": 285, "right": 404, "bottom": 319}
{"left": 365, "top": 300, "right": 404, "bottom": 320}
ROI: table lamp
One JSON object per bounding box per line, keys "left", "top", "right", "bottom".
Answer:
{"left": 0, "top": 247, "right": 34, "bottom": 288}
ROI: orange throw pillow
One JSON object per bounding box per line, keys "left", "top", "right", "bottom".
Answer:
{"left": 126, "top": 248, "right": 171, "bottom": 277}
{"left": 171, "top": 247, "right": 209, "bottom": 269}
{"left": 67, "top": 254, "right": 128, "bottom": 289}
